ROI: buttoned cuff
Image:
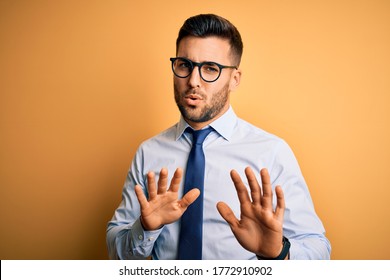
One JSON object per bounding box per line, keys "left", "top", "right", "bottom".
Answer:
{"left": 131, "top": 218, "right": 163, "bottom": 248}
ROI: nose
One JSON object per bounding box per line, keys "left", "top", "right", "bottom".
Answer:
{"left": 187, "top": 65, "right": 202, "bottom": 88}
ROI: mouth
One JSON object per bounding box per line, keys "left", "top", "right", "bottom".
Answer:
{"left": 184, "top": 93, "right": 203, "bottom": 106}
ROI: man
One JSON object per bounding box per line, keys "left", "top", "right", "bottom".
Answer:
{"left": 106, "top": 14, "right": 331, "bottom": 260}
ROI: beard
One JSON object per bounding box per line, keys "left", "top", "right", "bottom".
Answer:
{"left": 174, "top": 82, "right": 230, "bottom": 124}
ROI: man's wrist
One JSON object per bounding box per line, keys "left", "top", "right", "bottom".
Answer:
{"left": 256, "top": 236, "right": 291, "bottom": 260}
{"left": 140, "top": 215, "right": 163, "bottom": 231}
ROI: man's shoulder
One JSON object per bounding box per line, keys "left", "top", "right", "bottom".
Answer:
{"left": 236, "top": 117, "right": 283, "bottom": 142}
{"left": 234, "top": 117, "right": 295, "bottom": 159}
{"left": 138, "top": 123, "right": 179, "bottom": 149}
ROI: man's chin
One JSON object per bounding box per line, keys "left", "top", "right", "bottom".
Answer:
{"left": 180, "top": 108, "right": 209, "bottom": 123}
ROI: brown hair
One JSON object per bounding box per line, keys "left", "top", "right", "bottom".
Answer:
{"left": 176, "top": 14, "right": 243, "bottom": 66}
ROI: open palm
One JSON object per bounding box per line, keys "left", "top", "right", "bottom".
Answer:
{"left": 135, "top": 168, "right": 200, "bottom": 231}
{"left": 217, "top": 167, "right": 285, "bottom": 258}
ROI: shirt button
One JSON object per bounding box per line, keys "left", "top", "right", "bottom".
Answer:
{"left": 148, "top": 237, "right": 154, "bottom": 241}
{"left": 138, "top": 235, "right": 143, "bottom": 240}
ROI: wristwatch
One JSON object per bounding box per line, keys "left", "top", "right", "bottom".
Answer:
{"left": 256, "top": 236, "right": 291, "bottom": 260}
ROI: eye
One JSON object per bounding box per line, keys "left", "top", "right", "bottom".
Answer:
{"left": 202, "top": 63, "right": 219, "bottom": 73}
{"left": 177, "top": 60, "right": 191, "bottom": 69}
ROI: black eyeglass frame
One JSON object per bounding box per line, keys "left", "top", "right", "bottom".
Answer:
{"left": 170, "top": 57, "right": 238, "bottom": 83}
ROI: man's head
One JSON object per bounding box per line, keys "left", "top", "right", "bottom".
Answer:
{"left": 173, "top": 14, "right": 243, "bottom": 129}
{"left": 176, "top": 14, "right": 243, "bottom": 66}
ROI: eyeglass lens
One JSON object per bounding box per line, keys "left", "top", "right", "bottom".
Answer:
{"left": 172, "top": 58, "right": 221, "bottom": 82}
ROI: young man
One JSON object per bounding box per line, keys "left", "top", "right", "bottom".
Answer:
{"left": 106, "top": 14, "right": 331, "bottom": 260}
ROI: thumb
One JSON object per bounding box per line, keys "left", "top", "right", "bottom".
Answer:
{"left": 179, "top": 188, "right": 200, "bottom": 209}
{"left": 217, "top": 202, "right": 239, "bottom": 227}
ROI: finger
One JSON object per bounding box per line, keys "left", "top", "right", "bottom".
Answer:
{"left": 230, "top": 169, "right": 251, "bottom": 206}
{"left": 179, "top": 188, "right": 200, "bottom": 209}
{"left": 146, "top": 171, "right": 157, "bottom": 199}
{"left": 216, "top": 202, "right": 239, "bottom": 228}
{"left": 135, "top": 185, "right": 149, "bottom": 209}
{"left": 168, "top": 168, "right": 183, "bottom": 193}
{"left": 274, "top": 185, "right": 285, "bottom": 219}
{"left": 244, "top": 166, "right": 261, "bottom": 204}
{"left": 260, "top": 168, "right": 273, "bottom": 210}
{"left": 157, "top": 168, "right": 168, "bottom": 194}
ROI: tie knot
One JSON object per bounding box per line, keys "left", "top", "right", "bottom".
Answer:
{"left": 187, "top": 127, "right": 213, "bottom": 145}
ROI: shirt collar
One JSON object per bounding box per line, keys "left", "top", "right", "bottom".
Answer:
{"left": 175, "top": 106, "right": 237, "bottom": 141}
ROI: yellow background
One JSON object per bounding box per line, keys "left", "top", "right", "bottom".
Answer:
{"left": 1, "top": 0, "right": 389, "bottom": 259}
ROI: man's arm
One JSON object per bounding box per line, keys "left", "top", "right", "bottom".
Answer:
{"left": 218, "top": 140, "right": 331, "bottom": 259}
{"left": 106, "top": 167, "right": 199, "bottom": 259}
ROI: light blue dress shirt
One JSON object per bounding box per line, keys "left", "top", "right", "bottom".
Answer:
{"left": 106, "top": 107, "right": 331, "bottom": 260}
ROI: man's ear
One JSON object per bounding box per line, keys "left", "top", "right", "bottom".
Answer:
{"left": 229, "top": 68, "right": 242, "bottom": 91}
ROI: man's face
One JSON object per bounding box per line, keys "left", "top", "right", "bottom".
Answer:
{"left": 174, "top": 36, "right": 241, "bottom": 129}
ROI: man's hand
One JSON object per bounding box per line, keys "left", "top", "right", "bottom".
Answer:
{"left": 135, "top": 168, "right": 200, "bottom": 231}
{"left": 217, "top": 167, "right": 286, "bottom": 258}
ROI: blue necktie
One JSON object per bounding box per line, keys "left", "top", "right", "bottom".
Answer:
{"left": 178, "top": 127, "right": 213, "bottom": 260}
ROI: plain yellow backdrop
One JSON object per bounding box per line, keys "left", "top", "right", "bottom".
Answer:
{"left": 1, "top": 0, "right": 389, "bottom": 259}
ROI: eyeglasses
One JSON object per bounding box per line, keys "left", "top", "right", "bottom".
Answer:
{"left": 170, "top": 57, "right": 237, "bottom": 83}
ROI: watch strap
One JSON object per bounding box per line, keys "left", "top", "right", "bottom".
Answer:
{"left": 256, "top": 236, "right": 291, "bottom": 260}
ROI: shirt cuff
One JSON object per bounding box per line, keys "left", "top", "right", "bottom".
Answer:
{"left": 131, "top": 218, "right": 163, "bottom": 248}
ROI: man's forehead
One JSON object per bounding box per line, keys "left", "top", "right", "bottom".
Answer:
{"left": 177, "top": 36, "right": 232, "bottom": 62}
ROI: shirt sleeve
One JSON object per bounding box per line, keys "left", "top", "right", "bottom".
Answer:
{"left": 269, "top": 139, "right": 331, "bottom": 259}
{"left": 106, "top": 149, "right": 163, "bottom": 259}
